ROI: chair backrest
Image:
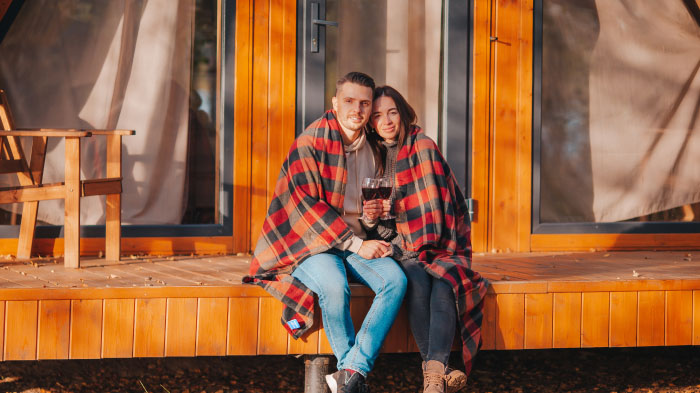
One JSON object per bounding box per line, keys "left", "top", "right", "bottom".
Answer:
{"left": 0, "top": 90, "right": 37, "bottom": 186}
{"left": 0, "top": 89, "right": 13, "bottom": 131}
{"left": 0, "top": 89, "right": 13, "bottom": 158}
{"left": 1, "top": 89, "right": 17, "bottom": 163}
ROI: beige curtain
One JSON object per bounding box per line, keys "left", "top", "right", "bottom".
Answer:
{"left": 541, "top": 0, "right": 700, "bottom": 223}
{"left": 589, "top": 0, "right": 700, "bottom": 222}
{"left": 0, "top": 0, "right": 193, "bottom": 225}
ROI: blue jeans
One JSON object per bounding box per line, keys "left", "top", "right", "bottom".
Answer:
{"left": 292, "top": 249, "right": 407, "bottom": 376}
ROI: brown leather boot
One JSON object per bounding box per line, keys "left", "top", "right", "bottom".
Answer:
{"left": 445, "top": 368, "right": 467, "bottom": 393}
{"left": 422, "top": 360, "right": 447, "bottom": 393}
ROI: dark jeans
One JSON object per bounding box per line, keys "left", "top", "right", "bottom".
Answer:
{"left": 400, "top": 259, "right": 456, "bottom": 365}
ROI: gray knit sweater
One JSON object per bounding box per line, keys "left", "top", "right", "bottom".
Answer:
{"left": 363, "top": 141, "right": 419, "bottom": 262}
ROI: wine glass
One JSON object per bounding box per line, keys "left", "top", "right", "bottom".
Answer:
{"left": 361, "top": 177, "right": 378, "bottom": 201}
{"left": 377, "top": 177, "right": 394, "bottom": 220}
{"left": 361, "top": 177, "right": 379, "bottom": 221}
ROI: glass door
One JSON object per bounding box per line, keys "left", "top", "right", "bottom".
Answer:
{"left": 296, "top": 0, "right": 472, "bottom": 195}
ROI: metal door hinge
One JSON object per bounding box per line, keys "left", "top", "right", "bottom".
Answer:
{"left": 466, "top": 198, "right": 476, "bottom": 222}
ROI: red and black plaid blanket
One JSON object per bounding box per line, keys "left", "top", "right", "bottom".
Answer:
{"left": 243, "top": 110, "right": 353, "bottom": 339}
{"left": 394, "top": 126, "right": 489, "bottom": 375}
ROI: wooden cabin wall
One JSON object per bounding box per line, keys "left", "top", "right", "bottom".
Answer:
{"left": 4, "top": 0, "right": 693, "bottom": 256}
{"left": 232, "top": 0, "right": 296, "bottom": 253}
{"left": 471, "top": 0, "right": 533, "bottom": 253}
{"left": 471, "top": 0, "right": 700, "bottom": 253}
{"left": 470, "top": 0, "right": 493, "bottom": 254}
{"left": 234, "top": 0, "right": 537, "bottom": 255}
{"left": 0, "top": 0, "right": 296, "bottom": 256}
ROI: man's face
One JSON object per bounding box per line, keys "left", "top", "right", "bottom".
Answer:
{"left": 332, "top": 82, "right": 373, "bottom": 135}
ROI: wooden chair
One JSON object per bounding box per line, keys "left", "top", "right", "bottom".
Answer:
{"left": 0, "top": 89, "right": 134, "bottom": 268}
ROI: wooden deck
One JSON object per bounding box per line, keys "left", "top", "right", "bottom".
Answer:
{"left": 0, "top": 251, "right": 697, "bottom": 360}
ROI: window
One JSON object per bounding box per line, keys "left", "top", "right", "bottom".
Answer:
{"left": 533, "top": 0, "right": 700, "bottom": 233}
{"left": 0, "top": 0, "right": 233, "bottom": 238}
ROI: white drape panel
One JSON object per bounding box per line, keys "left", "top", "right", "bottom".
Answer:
{"left": 589, "top": 0, "right": 700, "bottom": 222}
{"left": 0, "top": 0, "right": 193, "bottom": 225}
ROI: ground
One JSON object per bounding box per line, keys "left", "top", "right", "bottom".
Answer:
{"left": 0, "top": 346, "right": 699, "bottom": 392}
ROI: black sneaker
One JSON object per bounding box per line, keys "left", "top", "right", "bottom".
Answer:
{"left": 325, "top": 369, "right": 370, "bottom": 393}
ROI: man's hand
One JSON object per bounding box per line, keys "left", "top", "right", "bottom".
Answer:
{"left": 362, "top": 200, "right": 383, "bottom": 221}
{"left": 362, "top": 199, "right": 393, "bottom": 221}
{"left": 357, "top": 240, "right": 392, "bottom": 259}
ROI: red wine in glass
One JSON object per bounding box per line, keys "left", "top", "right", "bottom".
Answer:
{"left": 362, "top": 187, "right": 378, "bottom": 200}
{"left": 378, "top": 177, "right": 395, "bottom": 220}
{"left": 376, "top": 186, "right": 392, "bottom": 199}
{"left": 361, "top": 178, "right": 378, "bottom": 201}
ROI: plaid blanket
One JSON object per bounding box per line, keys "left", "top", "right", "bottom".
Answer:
{"left": 242, "top": 110, "right": 353, "bottom": 339}
{"left": 393, "top": 126, "right": 489, "bottom": 375}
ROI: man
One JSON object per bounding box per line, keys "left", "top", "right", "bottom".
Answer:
{"left": 244, "top": 72, "right": 407, "bottom": 393}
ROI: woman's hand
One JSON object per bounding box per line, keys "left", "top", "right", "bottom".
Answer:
{"left": 362, "top": 200, "right": 383, "bottom": 221}
{"left": 357, "top": 240, "right": 392, "bottom": 259}
{"left": 381, "top": 199, "right": 392, "bottom": 215}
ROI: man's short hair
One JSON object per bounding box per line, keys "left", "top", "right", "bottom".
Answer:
{"left": 335, "top": 71, "right": 375, "bottom": 96}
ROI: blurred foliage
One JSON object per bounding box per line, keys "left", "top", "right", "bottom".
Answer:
{"left": 194, "top": 0, "right": 217, "bottom": 69}
{"left": 57, "top": 0, "right": 95, "bottom": 23}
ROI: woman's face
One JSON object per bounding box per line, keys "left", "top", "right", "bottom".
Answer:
{"left": 371, "top": 96, "right": 401, "bottom": 143}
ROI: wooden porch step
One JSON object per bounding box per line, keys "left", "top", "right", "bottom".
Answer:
{"left": 0, "top": 251, "right": 696, "bottom": 360}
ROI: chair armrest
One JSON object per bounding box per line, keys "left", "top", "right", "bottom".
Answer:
{"left": 1, "top": 129, "right": 91, "bottom": 137}
{"left": 89, "top": 130, "right": 135, "bottom": 136}
{"left": 3, "top": 129, "right": 135, "bottom": 137}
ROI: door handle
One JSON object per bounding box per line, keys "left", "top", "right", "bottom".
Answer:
{"left": 313, "top": 19, "right": 338, "bottom": 27}
{"left": 310, "top": 2, "right": 338, "bottom": 53}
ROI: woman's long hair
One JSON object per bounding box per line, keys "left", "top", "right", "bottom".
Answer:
{"left": 368, "top": 85, "right": 418, "bottom": 177}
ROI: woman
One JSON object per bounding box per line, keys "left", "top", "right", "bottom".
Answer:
{"left": 361, "top": 86, "right": 488, "bottom": 393}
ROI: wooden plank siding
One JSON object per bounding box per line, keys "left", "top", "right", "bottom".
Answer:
{"left": 0, "top": 287, "right": 697, "bottom": 360}
{"left": 37, "top": 299, "right": 71, "bottom": 359}
{"left": 232, "top": 0, "right": 297, "bottom": 252}
{"left": 227, "top": 297, "right": 259, "bottom": 355}
{"left": 469, "top": 0, "right": 493, "bottom": 253}
{"left": 4, "top": 300, "right": 37, "bottom": 360}
{"left": 165, "top": 298, "right": 197, "bottom": 357}
{"left": 524, "top": 293, "right": 553, "bottom": 349}
{"left": 552, "top": 293, "right": 581, "bottom": 348}
{"left": 470, "top": 0, "right": 534, "bottom": 253}
{"left": 196, "top": 297, "right": 228, "bottom": 356}
{"left": 0, "top": 252, "right": 695, "bottom": 358}
{"left": 70, "top": 299, "right": 103, "bottom": 359}
{"left": 470, "top": 0, "right": 700, "bottom": 253}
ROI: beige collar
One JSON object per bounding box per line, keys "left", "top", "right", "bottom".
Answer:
{"left": 344, "top": 129, "right": 366, "bottom": 153}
